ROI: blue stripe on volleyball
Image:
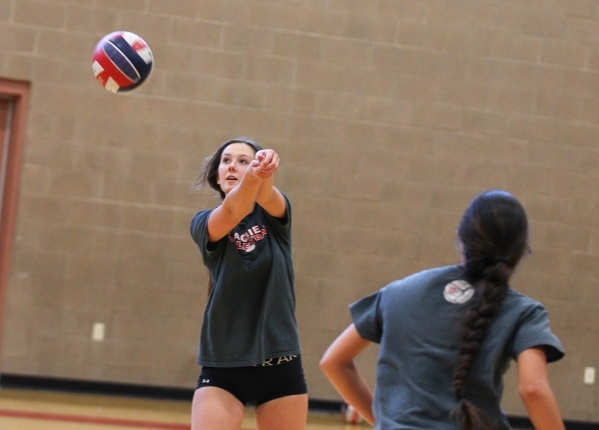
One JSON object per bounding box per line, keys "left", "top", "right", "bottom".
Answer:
{"left": 104, "top": 42, "right": 140, "bottom": 83}
{"left": 110, "top": 36, "right": 152, "bottom": 81}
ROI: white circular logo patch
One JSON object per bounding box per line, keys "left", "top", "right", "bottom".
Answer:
{"left": 443, "top": 280, "right": 474, "bottom": 304}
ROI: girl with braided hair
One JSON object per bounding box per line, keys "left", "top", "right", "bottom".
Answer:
{"left": 320, "top": 190, "right": 565, "bottom": 430}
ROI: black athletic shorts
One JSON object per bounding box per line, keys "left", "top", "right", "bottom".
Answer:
{"left": 196, "top": 355, "right": 308, "bottom": 406}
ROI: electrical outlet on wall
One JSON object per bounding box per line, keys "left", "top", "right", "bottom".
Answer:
{"left": 583, "top": 367, "right": 595, "bottom": 385}
{"left": 92, "top": 323, "right": 105, "bottom": 341}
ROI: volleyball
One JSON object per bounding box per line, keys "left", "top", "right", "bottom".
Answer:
{"left": 92, "top": 31, "right": 154, "bottom": 94}
{"left": 342, "top": 403, "right": 363, "bottom": 424}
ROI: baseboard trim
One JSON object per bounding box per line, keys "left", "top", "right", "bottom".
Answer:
{"left": 1, "top": 374, "right": 597, "bottom": 428}
{"left": 0, "top": 373, "right": 193, "bottom": 401}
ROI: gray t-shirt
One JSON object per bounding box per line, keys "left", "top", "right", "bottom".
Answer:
{"left": 190, "top": 195, "right": 300, "bottom": 367}
{"left": 350, "top": 264, "right": 564, "bottom": 430}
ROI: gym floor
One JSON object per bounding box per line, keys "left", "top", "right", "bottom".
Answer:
{"left": 0, "top": 388, "right": 370, "bottom": 430}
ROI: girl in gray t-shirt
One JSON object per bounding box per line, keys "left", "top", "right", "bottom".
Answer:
{"left": 320, "top": 190, "right": 565, "bottom": 430}
{"left": 189, "top": 137, "right": 307, "bottom": 430}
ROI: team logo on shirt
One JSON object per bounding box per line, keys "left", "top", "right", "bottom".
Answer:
{"left": 443, "top": 280, "right": 474, "bottom": 304}
{"left": 229, "top": 225, "right": 267, "bottom": 252}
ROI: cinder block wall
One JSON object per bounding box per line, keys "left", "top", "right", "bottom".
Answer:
{"left": 1, "top": 0, "right": 598, "bottom": 422}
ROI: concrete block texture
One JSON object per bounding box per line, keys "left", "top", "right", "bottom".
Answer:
{"left": 0, "top": 0, "right": 598, "bottom": 423}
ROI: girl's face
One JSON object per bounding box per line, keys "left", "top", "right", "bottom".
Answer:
{"left": 216, "top": 143, "right": 256, "bottom": 195}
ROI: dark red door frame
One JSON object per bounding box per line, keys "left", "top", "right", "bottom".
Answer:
{"left": 0, "top": 79, "right": 30, "bottom": 350}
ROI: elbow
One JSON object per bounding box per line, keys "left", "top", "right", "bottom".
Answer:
{"left": 319, "top": 353, "right": 339, "bottom": 376}
{"left": 519, "top": 379, "right": 550, "bottom": 402}
{"left": 320, "top": 353, "right": 351, "bottom": 377}
{"left": 319, "top": 355, "right": 332, "bottom": 373}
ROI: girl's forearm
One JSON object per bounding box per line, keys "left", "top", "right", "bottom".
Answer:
{"left": 321, "top": 361, "right": 375, "bottom": 425}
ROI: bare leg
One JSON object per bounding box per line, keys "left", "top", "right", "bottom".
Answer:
{"left": 254, "top": 394, "right": 308, "bottom": 430}
{"left": 191, "top": 387, "right": 245, "bottom": 430}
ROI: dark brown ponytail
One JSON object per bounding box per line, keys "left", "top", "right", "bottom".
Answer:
{"left": 451, "top": 190, "right": 529, "bottom": 429}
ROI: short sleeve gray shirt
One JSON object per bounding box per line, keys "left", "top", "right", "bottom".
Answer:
{"left": 190, "top": 195, "right": 300, "bottom": 367}
{"left": 350, "top": 265, "right": 564, "bottom": 430}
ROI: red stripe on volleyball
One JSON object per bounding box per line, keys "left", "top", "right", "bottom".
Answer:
{"left": 130, "top": 39, "right": 147, "bottom": 51}
{"left": 94, "top": 46, "right": 134, "bottom": 87}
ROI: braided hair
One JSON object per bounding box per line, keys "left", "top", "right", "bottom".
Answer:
{"left": 451, "top": 190, "right": 529, "bottom": 429}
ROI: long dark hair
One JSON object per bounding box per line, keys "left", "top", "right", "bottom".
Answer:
{"left": 194, "top": 137, "right": 263, "bottom": 296}
{"left": 451, "top": 190, "right": 529, "bottom": 429}
{"left": 193, "top": 136, "right": 263, "bottom": 200}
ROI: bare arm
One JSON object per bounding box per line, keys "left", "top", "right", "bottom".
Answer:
{"left": 517, "top": 347, "right": 565, "bottom": 430}
{"left": 255, "top": 149, "right": 286, "bottom": 218}
{"left": 256, "top": 178, "right": 286, "bottom": 219}
{"left": 320, "top": 324, "right": 376, "bottom": 425}
{"left": 207, "top": 159, "right": 263, "bottom": 242}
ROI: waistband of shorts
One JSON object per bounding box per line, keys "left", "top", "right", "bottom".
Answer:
{"left": 253, "top": 354, "right": 298, "bottom": 366}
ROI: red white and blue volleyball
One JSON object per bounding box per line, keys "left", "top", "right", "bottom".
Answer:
{"left": 92, "top": 31, "right": 154, "bottom": 94}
